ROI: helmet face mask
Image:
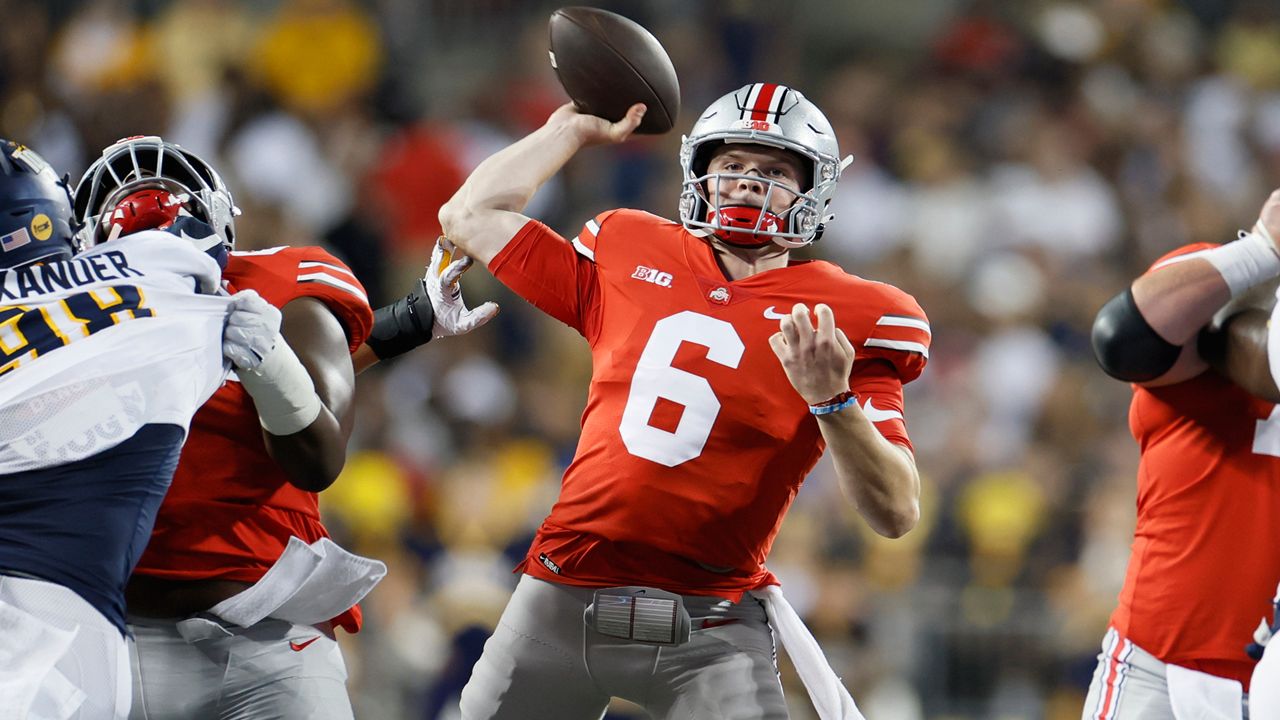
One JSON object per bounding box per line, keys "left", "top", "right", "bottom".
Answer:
{"left": 0, "top": 140, "right": 78, "bottom": 270}
{"left": 682, "top": 166, "right": 820, "bottom": 248}
{"left": 678, "top": 83, "right": 851, "bottom": 249}
{"left": 74, "top": 136, "right": 238, "bottom": 251}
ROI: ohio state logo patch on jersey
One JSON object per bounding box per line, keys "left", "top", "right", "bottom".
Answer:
{"left": 708, "top": 286, "right": 731, "bottom": 305}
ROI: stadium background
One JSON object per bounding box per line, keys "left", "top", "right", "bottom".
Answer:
{"left": 5, "top": 0, "right": 1276, "bottom": 717}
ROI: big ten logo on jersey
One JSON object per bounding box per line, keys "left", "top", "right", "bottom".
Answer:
{"left": 632, "top": 265, "right": 673, "bottom": 288}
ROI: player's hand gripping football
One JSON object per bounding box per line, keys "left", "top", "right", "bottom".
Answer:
{"left": 222, "top": 290, "right": 281, "bottom": 371}
{"left": 768, "top": 303, "right": 856, "bottom": 405}
{"left": 426, "top": 237, "right": 499, "bottom": 338}
{"left": 549, "top": 101, "right": 647, "bottom": 147}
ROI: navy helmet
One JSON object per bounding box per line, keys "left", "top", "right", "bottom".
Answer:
{"left": 0, "top": 140, "right": 77, "bottom": 269}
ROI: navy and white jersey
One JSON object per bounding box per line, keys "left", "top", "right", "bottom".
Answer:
{"left": 0, "top": 230, "right": 232, "bottom": 631}
{"left": 0, "top": 230, "right": 231, "bottom": 472}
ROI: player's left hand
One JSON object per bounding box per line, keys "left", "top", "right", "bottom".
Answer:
{"left": 222, "top": 289, "right": 281, "bottom": 370}
{"left": 768, "top": 303, "right": 856, "bottom": 405}
{"left": 425, "top": 237, "right": 499, "bottom": 338}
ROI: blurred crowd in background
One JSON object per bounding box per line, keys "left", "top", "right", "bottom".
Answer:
{"left": 6, "top": 0, "right": 1280, "bottom": 717}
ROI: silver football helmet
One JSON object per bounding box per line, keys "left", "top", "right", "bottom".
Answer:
{"left": 73, "top": 136, "right": 239, "bottom": 250}
{"left": 678, "top": 83, "right": 852, "bottom": 248}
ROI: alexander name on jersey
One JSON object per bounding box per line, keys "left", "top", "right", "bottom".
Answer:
{"left": 0, "top": 250, "right": 144, "bottom": 300}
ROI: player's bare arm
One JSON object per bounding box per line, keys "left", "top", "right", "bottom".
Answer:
{"left": 220, "top": 293, "right": 356, "bottom": 491}
{"left": 769, "top": 302, "right": 920, "bottom": 538}
{"left": 261, "top": 297, "right": 358, "bottom": 491}
{"left": 1197, "top": 278, "right": 1280, "bottom": 402}
{"left": 1094, "top": 188, "right": 1280, "bottom": 386}
{"left": 438, "top": 102, "right": 646, "bottom": 266}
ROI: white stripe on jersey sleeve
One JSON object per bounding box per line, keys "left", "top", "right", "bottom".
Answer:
{"left": 571, "top": 236, "right": 596, "bottom": 262}
{"left": 584, "top": 219, "right": 601, "bottom": 237}
{"left": 297, "top": 272, "right": 368, "bottom": 302}
{"left": 864, "top": 338, "right": 929, "bottom": 358}
{"left": 875, "top": 315, "right": 931, "bottom": 336}
{"left": 298, "top": 260, "right": 358, "bottom": 281}
{"left": 1151, "top": 249, "right": 1213, "bottom": 271}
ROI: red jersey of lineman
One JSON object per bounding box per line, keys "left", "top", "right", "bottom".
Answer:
{"left": 490, "top": 210, "right": 929, "bottom": 599}
{"left": 132, "top": 246, "right": 373, "bottom": 632}
{"left": 1109, "top": 243, "right": 1280, "bottom": 687}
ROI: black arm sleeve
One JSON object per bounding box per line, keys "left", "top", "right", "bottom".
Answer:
{"left": 365, "top": 280, "right": 435, "bottom": 360}
{"left": 1091, "top": 288, "right": 1182, "bottom": 382}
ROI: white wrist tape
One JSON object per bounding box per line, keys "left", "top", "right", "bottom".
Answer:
{"left": 1204, "top": 225, "right": 1280, "bottom": 296}
{"left": 236, "top": 335, "right": 323, "bottom": 436}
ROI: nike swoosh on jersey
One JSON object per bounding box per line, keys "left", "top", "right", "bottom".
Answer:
{"left": 861, "top": 397, "right": 904, "bottom": 423}
{"left": 289, "top": 637, "right": 321, "bottom": 652}
{"left": 763, "top": 306, "right": 788, "bottom": 320}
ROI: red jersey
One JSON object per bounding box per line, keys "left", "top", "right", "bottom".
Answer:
{"left": 132, "top": 246, "right": 373, "bottom": 631}
{"left": 490, "top": 211, "right": 929, "bottom": 599}
{"left": 1110, "top": 244, "right": 1280, "bottom": 687}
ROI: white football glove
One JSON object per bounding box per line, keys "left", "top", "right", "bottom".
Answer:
{"left": 222, "top": 289, "right": 281, "bottom": 370}
{"left": 426, "top": 238, "right": 498, "bottom": 338}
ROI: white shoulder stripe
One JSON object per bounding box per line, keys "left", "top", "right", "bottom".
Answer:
{"left": 584, "top": 219, "right": 601, "bottom": 237}
{"left": 298, "top": 260, "right": 356, "bottom": 280}
{"left": 865, "top": 338, "right": 929, "bottom": 359}
{"left": 298, "top": 272, "right": 368, "bottom": 302}
{"left": 571, "top": 236, "right": 596, "bottom": 262}
{"left": 1151, "top": 249, "right": 1211, "bottom": 270}
{"left": 876, "top": 316, "right": 931, "bottom": 335}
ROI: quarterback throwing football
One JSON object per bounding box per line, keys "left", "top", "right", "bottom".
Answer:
{"left": 440, "top": 84, "right": 930, "bottom": 719}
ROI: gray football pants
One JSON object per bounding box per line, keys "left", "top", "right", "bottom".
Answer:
{"left": 1082, "top": 627, "right": 1248, "bottom": 720}
{"left": 127, "top": 614, "right": 353, "bottom": 720}
{"left": 460, "top": 574, "right": 790, "bottom": 720}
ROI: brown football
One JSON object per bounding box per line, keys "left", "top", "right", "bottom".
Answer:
{"left": 548, "top": 7, "right": 680, "bottom": 134}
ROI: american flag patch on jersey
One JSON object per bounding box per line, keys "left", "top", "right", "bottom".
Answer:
{"left": 297, "top": 260, "right": 367, "bottom": 303}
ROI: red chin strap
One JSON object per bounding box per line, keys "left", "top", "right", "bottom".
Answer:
{"left": 104, "top": 189, "right": 185, "bottom": 242}
{"left": 707, "top": 205, "right": 784, "bottom": 247}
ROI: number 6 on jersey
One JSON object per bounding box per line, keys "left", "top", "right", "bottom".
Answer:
{"left": 618, "top": 311, "right": 745, "bottom": 466}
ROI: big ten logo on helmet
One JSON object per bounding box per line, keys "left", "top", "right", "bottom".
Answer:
{"left": 631, "top": 265, "right": 673, "bottom": 288}
{"left": 733, "top": 119, "right": 778, "bottom": 133}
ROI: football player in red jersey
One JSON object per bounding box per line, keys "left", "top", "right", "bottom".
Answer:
{"left": 439, "top": 83, "right": 929, "bottom": 719}
{"left": 72, "top": 136, "right": 495, "bottom": 720}
{"left": 1087, "top": 190, "right": 1280, "bottom": 719}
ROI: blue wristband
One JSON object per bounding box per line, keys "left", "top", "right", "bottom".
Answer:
{"left": 809, "top": 392, "right": 860, "bottom": 415}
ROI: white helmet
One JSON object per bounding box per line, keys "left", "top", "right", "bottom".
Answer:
{"left": 73, "top": 136, "right": 239, "bottom": 251}
{"left": 678, "top": 83, "right": 851, "bottom": 248}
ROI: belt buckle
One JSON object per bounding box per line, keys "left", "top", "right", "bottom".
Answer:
{"left": 584, "top": 586, "right": 691, "bottom": 646}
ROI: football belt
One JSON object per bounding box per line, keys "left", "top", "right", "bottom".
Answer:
{"left": 584, "top": 586, "right": 692, "bottom": 646}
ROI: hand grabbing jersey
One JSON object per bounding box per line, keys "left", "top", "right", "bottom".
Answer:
{"left": 222, "top": 290, "right": 281, "bottom": 371}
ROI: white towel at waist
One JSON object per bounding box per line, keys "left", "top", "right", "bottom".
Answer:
{"left": 750, "top": 584, "right": 866, "bottom": 720}
{"left": 1166, "top": 664, "right": 1242, "bottom": 720}
{"left": 209, "top": 536, "right": 386, "bottom": 628}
